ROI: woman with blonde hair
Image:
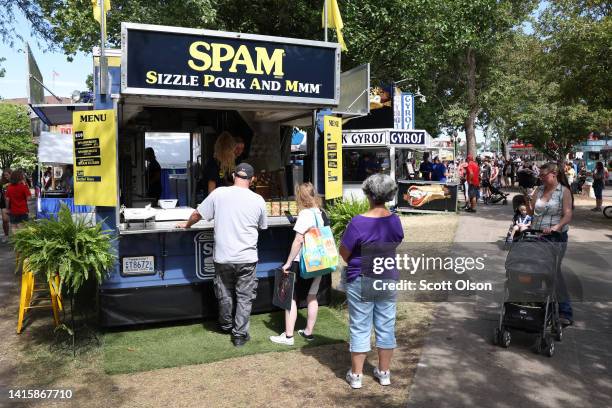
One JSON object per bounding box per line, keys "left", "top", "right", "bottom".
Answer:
{"left": 202, "top": 131, "right": 236, "bottom": 195}
{"left": 270, "top": 182, "right": 325, "bottom": 346}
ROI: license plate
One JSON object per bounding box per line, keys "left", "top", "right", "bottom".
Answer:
{"left": 122, "top": 256, "right": 155, "bottom": 275}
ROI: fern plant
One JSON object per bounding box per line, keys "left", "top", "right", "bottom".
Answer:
{"left": 327, "top": 198, "right": 369, "bottom": 245}
{"left": 11, "top": 205, "right": 116, "bottom": 295}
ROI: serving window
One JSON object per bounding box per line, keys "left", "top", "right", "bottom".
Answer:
{"left": 342, "top": 148, "right": 390, "bottom": 183}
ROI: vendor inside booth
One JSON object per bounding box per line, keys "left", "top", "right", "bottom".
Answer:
{"left": 80, "top": 23, "right": 342, "bottom": 326}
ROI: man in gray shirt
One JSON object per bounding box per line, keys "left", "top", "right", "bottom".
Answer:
{"left": 180, "top": 163, "right": 267, "bottom": 346}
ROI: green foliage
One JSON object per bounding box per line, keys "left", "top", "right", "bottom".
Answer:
{"left": 481, "top": 1, "right": 612, "bottom": 160}
{"left": 11, "top": 205, "right": 116, "bottom": 294}
{"left": 85, "top": 73, "right": 93, "bottom": 92}
{"left": 0, "top": 103, "right": 36, "bottom": 170}
{"left": 5, "top": 0, "right": 607, "bottom": 151}
{"left": 6, "top": 0, "right": 217, "bottom": 57}
{"left": 327, "top": 198, "right": 369, "bottom": 244}
{"left": 0, "top": 56, "right": 5, "bottom": 78}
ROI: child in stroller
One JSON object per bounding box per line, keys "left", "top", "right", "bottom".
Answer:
{"left": 494, "top": 230, "right": 563, "bottom": 357}
{"left": 505, "top": 205, "right": 532, "bottom": 243}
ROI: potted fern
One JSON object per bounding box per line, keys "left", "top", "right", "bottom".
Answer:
{"left": 11, "top": 205, "right": 116, "bottom": 330}
{"left": 327, "top": 198, "right": 369, "bottom": 245}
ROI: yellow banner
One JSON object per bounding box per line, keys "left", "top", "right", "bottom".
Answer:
{"left": 323, "top": 115, "right": 343, "bottom": 200}
{"left": 72, "top": 109, "right": 117, "bottom": 206}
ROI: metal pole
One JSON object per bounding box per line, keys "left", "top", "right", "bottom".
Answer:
{"left": 324, "top": 0, "right": 328, "bottom": 42}
{"left": 313, "top": 110, "right": 319, "bottom": 193}
{"left": 99, "top": 0, "right": 108, "bottom": 95}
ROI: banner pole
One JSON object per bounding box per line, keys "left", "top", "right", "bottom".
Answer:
{"left": 99, "top": 0, "right": 108, "bottom": 95}
{"left": 324, "top": 0, "right": 328, "bottom": 42}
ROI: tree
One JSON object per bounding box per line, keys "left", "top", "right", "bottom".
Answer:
{"left": 3, "top": 0, "right": 217, "bottom": 58}
{"left": 422, "top": 1, "right": 538, "bottom": 156}
{"left": 8, "top": 0, "right": 540, "bottom": 145}
{"left": 0, "top": 0, "right": 55, "bottom": 47}
{"left": 536, "top": 0, "right": 612, "bottom": 140}
{"left": 0, "top": 104, "right": 36, "bottom": 170}
{"left": 481, "top": 33, "right": 542, "bottom": 158}
{"left": 0, "top": 56, "right": 5, "bottom": 99}
{"left": 85, "top": 73, "right": 93, "bottom": 92}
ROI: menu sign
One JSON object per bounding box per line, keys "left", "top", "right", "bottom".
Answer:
{"left": 72, "top": 110, "right": 117, "bottom": 206}
{"left": 324, "top": 116, "right": 343, "bottom": 200}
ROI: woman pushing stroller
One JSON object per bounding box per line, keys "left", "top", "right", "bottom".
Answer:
{"left": 524, "top": 162, "right": 574, "bottom": 326}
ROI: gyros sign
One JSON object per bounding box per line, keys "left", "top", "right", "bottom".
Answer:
{"left": 389, "top": 131, "right": 427, "bottom": 146}
{"left": 342, "top": 131, "right": 386, "bottom": 146}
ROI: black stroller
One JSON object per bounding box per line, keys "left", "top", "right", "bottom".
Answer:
{"left": 487, "top": 184, "right": 509, "bottom": 205}
{"left": 494, "top": 230, "right": 563, "bottom": 357}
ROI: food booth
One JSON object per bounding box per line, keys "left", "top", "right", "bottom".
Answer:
{"left": 341, "top": 128, "right": 458, "bottom": 212}
{"left": 31, "top": 23, "right": 349, "bottom": 326}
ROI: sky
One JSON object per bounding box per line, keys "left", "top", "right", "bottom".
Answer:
{"left": 0, "top": 13, "right": 90, "bottom": 99}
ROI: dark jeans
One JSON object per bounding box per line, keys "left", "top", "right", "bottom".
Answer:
{"left": 544, "top": 231, "right": 572, "bottom": 318}
{"left": 593, "top": 182, "right": 603, "bottom": 200}
{"left": 213, "top": 262, "right": 258, "bottom": 337}
{"left": 9, "top": 214, "right": 29, "bottom": 224}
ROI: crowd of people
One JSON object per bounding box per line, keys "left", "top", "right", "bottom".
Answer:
{"left": 454, "top": 154, "right": 609, "bottom": 213}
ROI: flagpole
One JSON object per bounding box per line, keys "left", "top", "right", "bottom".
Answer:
{"left": 99, "top": 0, "right": 108, "bottom": 95}
{"left": 324, "top": 0, "right": 328, "bottom": 42}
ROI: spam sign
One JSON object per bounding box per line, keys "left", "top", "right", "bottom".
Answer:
{"left": 122, "top": 23, "right": 340, "bottom": 105}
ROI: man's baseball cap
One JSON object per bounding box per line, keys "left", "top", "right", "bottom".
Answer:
{"left": 234, "top": 163, "right": 254, "bottom": 179}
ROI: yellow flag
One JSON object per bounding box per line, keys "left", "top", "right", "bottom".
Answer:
{"left": 322, "top": 0, "right": 347, "bottom": 52}
{"left": 91, "top": 0, "right": 111, "bottom": 37}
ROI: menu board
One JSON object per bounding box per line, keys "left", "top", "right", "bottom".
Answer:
{"left": 72, "top": 110, "right": 117, "bottom": 206}
{"left": 323, "top": 115, "right": 343, "bottom": 200}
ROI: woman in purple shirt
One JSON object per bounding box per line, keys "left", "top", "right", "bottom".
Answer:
{"left": 340, "top": 174, "right": 404, "bottom": 389}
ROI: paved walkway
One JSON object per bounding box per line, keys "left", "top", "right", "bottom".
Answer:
{"left": 406, "top": 195, "right": 612, "bottom": 408}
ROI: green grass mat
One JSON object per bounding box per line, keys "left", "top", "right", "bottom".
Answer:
{"left": 103, "top": 307, "right": 347, "bottom": 375}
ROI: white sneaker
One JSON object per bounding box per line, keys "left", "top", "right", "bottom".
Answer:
{"left": 373, "top": 367, "right": 391, "bottom": 385}
{"left": 269, "top": 332, "right": 294, "bottom": 346}
{"left": 345, "top": 370, "right": 363, "bottom": 389}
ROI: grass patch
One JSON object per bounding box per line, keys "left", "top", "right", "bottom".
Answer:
{"left": 103, "top": 306, "right": 347, "bottom": 375}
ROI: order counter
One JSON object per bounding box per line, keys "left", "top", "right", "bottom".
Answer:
{"left": 99, "top": 212, "right": 324, "bottom": 327}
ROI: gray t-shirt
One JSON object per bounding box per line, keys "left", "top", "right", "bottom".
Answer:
{"left": 197, "top": 186, "right": 268, "bottom": 264}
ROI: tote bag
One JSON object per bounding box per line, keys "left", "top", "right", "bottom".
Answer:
{"left": 299, "top": 209, "right": 338, "bottom": 278}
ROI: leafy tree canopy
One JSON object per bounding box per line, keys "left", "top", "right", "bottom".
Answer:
{"left": 3, "top": 0, "right": 608, "bottom": 158}
{"left": 0, "top": 103, "right": 36, "bottom": 170}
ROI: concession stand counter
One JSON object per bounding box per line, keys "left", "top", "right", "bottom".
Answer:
{"left": 69, "top": 23, "right": 343, "bottom": 326}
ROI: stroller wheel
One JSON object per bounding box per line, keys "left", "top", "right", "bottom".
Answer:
{"left": 554, "top": 327, "right": 563, "bottom": 342}
{"left": 501, "top": 330, "right": 511, "bottom": 348}
{"left": 544, "top": 335, "right": 555, "bottom": 357}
